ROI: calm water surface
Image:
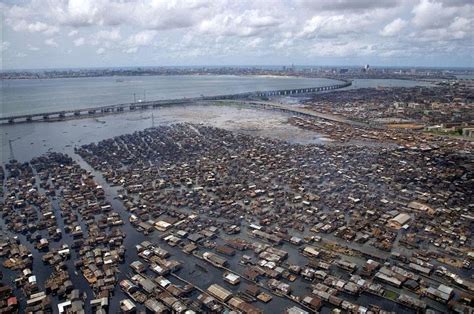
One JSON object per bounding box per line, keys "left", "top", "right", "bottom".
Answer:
{"left": 1, "top": 75, "right": 340, "bottom": 117}
{"left": 0, "top": 76, "right": 433, "bottom": 117}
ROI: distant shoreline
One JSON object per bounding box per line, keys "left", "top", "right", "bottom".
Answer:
{"left": 0, "top": 68, "right": 465, "bottom": 81}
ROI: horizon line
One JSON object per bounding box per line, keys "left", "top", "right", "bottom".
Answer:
{"left": 2, "top": 64, "right": 474, "bottom": 72}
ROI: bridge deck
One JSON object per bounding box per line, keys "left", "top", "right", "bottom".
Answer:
{"left": 220, "top": 99, "right": 373, "bottom": 128}
{"left": 0, "top": 80, "right": 351, "bottom": 122}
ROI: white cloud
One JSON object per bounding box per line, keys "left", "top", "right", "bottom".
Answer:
{"left": 29, "top": 22, "right": 49, "bottom": 32}
{"left": 27, "top": 44, "right": 40, "bottom": 51}
{"left": 380, "top": 18, "right": 407, "bottom": 37}
{"left": 411, "top": 0, "right": 472, "bottom": 30}
{"left": 409, "top": 1, "right": 473, "bottom": 42}
{"left": 123, "top": 47, "right": 138, "bottom": 54}
{"left": 44, "top": 0, "right": 210, "bottom": 30}
{"left": 10, "top": 20, "right": 59, "bottom": 35}
{"left": 199, "top": 10, "right": 281, "bottom": 38}
{"left": 68, "top": 30, "right": 79, "bottom": 37}
{"left": 90, "top": 29, "right": 122, "bottom": 45}
{"left": 246, "top": 38, "right": 262, "bottom": 48}
{"left": 73, "top": 37, "right": 85, "bottom": 46}
{"left": 44, "top": 38, "right": 58, "bottom": 47}
{"left": 299, "top": 11, "right": 387, "bottom": 39}
{"left": 51, "top": 0, "right": 101, "bottom": 27}
{"left": 125, "top": 30, "right": 157, "bottom": 47}
{"left": 310, "top": 41, "right": 375, "bottom": 57}
{"left": 1, "top": 41, "right": 11, "bottom": 52}
{"left": 1, "top": 0, "right": 472, "bottom": 67}
{"left": 121, "top": 30, "right": 157, "bottom": 53}
{"left": 297, "top": 0, "right": 404, "bottom": 12}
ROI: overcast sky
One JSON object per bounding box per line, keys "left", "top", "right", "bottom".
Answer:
{"left": 1, "top": 0, "right": 473, "bottom": 69}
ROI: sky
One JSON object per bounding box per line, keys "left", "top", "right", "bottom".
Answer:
{"left": 1, "top": 0, "right": 473, "bottom": 70}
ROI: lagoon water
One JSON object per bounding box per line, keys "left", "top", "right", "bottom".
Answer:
{"left": 1, "top": 104, "right": 332, "bottom": 163}
{"left": 1, "top": 75, "right": 340, "bottom": 117}
{"left": 1, "top": 75, "right": 432, "bottom": 164}
{"left": 0, "top": 75, "right": 433, "bottom": 117}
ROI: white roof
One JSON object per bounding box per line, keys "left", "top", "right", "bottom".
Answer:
{"left": 438, "top": 284, "right": 453, "bottom": 295}
{"left": 391, "top": 213, "right": 411, "bottom": 225}
{"left": 224, "top": 273, "right": 240, "bottom": 281}
{"left": 58, "top": 301, "right": 72, "bottom": 313}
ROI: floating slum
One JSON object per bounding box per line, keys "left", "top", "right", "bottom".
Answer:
{"left": 304, "top": 82, "right": 473, "bottom": 127}
{"left": 69, "top": 123, "right": 473, "bottom": 313}
{"left": 0, "top": 118, "right": 472, "bottom": 313}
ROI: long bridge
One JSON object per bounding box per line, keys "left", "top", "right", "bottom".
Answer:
{"left": 0, "top": 80, "right": 351, "bottom": 124}
{"left": 239, "top": 100, "right": 374, "bottom": 128}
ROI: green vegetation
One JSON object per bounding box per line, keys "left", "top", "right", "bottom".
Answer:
{"left": 384, "top": 290, "right": 399, "bottom": 300}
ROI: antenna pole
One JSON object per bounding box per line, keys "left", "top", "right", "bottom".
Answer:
{"left": 9, "top": 139, "right": 14, "bottom": 161}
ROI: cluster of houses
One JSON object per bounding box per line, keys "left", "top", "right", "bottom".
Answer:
{"left": 0, "top": 118, "right": 472, "bottom": 313}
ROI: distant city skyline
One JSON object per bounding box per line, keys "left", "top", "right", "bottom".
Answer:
{"left": 1, "top": 0, "right": 473, "bottom": 69}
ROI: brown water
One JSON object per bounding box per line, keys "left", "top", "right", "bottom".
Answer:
{"left": 1, "top": 104, "right": 328, "bottom": 163}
